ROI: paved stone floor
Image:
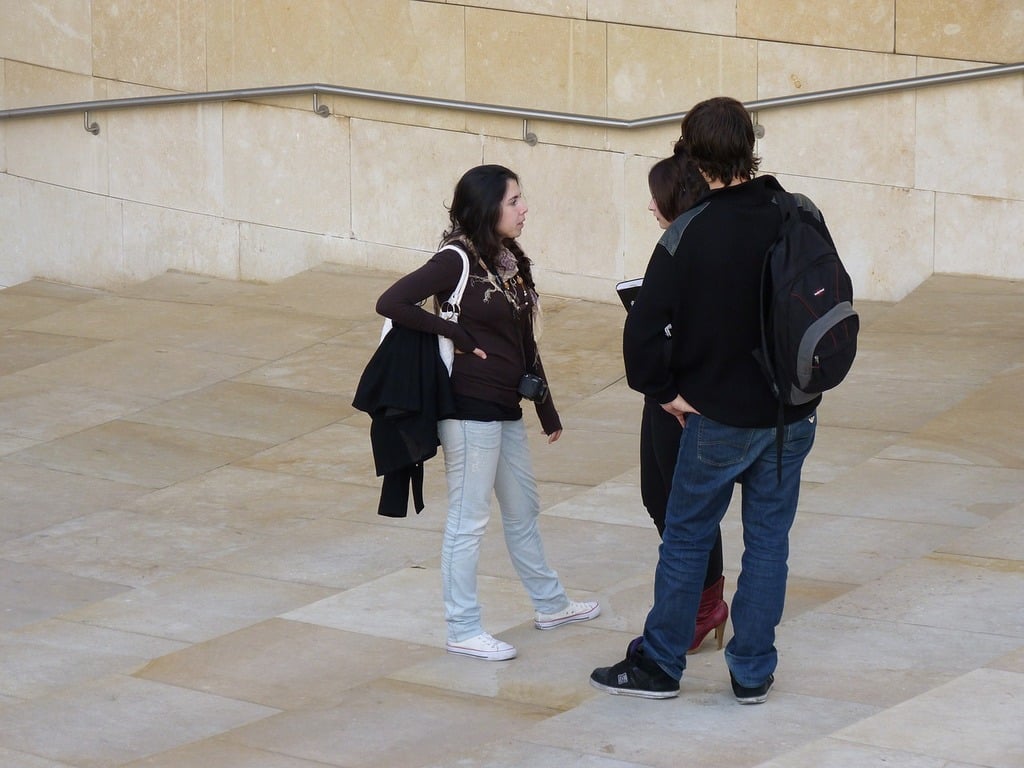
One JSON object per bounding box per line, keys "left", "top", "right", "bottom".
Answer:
{"left": 0, "top": 265, "right": 1021, "bottom": 768}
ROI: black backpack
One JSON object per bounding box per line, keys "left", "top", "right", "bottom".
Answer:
{"left": 754, "top": 180, "right": 859, "bottom": 473}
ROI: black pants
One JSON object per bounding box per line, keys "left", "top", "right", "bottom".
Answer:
{"left": 639, "top": 399, "right": 724, "bottom": 590}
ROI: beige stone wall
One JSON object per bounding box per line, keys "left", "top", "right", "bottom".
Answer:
{"left": 1, "top": 0, "right": 1022, "bottom": 301}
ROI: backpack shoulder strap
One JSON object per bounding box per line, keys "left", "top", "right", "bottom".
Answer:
{"left": 789, "top": 191, "right": 823, "bottom": 221}
{"left": 771, "top": 187, "right": 799, "bottom": 223}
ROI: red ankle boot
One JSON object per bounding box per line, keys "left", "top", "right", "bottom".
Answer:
{"left": 688, "top": 576, "right": 728, "bottom": 653}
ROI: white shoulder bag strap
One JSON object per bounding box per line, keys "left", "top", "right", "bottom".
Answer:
{"left": 436, "top": 244, "right": 470, "bottom": 373}
{"left": 379, "top": 244, "right": 470, "bottom": 375}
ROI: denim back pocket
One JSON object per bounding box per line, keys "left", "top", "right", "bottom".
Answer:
{"left": 782, "top": 412, "right": 817, "bottom": 457}
{"left": 696, "top": 418, "right": 755, "bottom": 468}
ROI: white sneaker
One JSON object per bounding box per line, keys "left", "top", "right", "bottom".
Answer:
{"left": 446, "top": 632, "right": 517, "bottom": 661}
{"left": 535, "top": 600, "right": 601, "bottom": 630}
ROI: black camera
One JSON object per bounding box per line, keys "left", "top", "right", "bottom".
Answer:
{"left": 517, "top": 373, "right": 549, "bottom": 403}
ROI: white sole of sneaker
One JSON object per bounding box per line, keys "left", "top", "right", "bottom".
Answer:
{"left": 534, "top": 603, "right": 601, "bottom": 630}
{"left": 445, "top": 645, "right": 517, "bottom": 661}
{"left": 588, "top": 678, "right": 678, "bottom": 699}
{"left": 735, "top": 692, "right": 770, "bottom": 704}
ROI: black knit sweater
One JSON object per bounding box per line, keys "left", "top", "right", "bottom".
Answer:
{"left": 623, "top": 175, "right": 820, "bottom": 427}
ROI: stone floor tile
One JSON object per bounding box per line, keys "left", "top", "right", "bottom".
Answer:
{"left": 558, "top": 381, "right": 644, "bottom": 434}
{"left": 0, "top": 329, "right": 103, "bottom": 376}
{"left": 117, "top": 272, "right": 271, "bottom": 307}
{"left": 773, "top": 612, "right": 1022, "bottom": 707}
{"left": 390, "top": 624, "right": 624, "bottom": 710}
{"left": 0, "top": 278, "right": 109, "bottom": 303}
{"left": 226, "top": 268, "right": 396, "bottom": 320}
{"left": 817, "top": 373, "right": 981, "bottom": 433}
{"left": 0, "top": 293, "right": 93, "bottom": 332}
{"left": 937, "top": 504, "right": 1024, "bottom": 561}
{"left": 122, "top": 738, "right": 338, "bottom": 767}
{"left": 0, "top": 560, "right": 128, "bottom": 632}
{"left": 0, "top": 675, "right": 277, "bottom": 768}
{"left": 327, "top": 482, "right": 450, "bottom": 531}
{"left": 0, "top": 747, "right": 78, "bottom": 767}
{"left": 526, "top": 686, "right": 879, "bottom": 768}
{"left": 8, "top": 420, "right": 270, "bottom": 489}
{"left": 0, "top": 432, "right": 37, "bottom": 457}
{"left": 206, "top": 517, "right": 440, "bottom": 588}
{"left": 282, "top": 565, "right": 532, "bottom": 648}
{"left": 915, "top": 274, "right": 1024, "bottom": 296}
{"left": 843, "top": 299, "right": 894, "bottom": 331}
{"left": 987, "top": 644, "right": 1024, "bottom": 674}
{"left": 528, "top": 427, "right": 640, "bottom": 486}
{"left": 786, "top": 511, "right": 965, "bottom": 585}
{"left": 15, "top": 339, "right": 261, "bottom": 399}
{"left": 256, "top": 421, "right": 588, "bottom": 528}
{"left": 235, "top": 420, "right": 381, "bottom": 487}
{"left": 754, "top": 738, "right": 950, "bottom": 768}
{"left": 562, "top": 571, "right": 656, "bottom": 633}
{"left": 778, "top": 576, "right": 859, "bottom": 619}
{"left": 225, "top": 678, "right": 556, "bottom": 767}
{"left": 801, "top": 425, "right": 906, "bottom": 484}
{"left": 876, "top": 290, "right": 1024, "bottom": 339}
{"left": 878, "top": 366, "right": 1024, "bottom": 469}
{"left": 537, "top": 348, "right": 630, "bottom": 405}
{"left": 542, "top": 295, "right": 610, "bottom": 326}
{"left": 136, "top": 618, "right": 436, "bottom": 710}
{"left": 0, "top": 374, "right": 159, "bottom": 442}
{"left": 165, "top": 305, "right": 350, "bottom": 360}
{"left": 127, "top": 464, "right": 382, "bottom": 530}
{"left": 852, "top": 332, "right": 1024, "bottom": 383}
{"left": 0, "top": 461, "right": 150, "bottom": 540}
{"left": 417, "top": 738, "right": 649, "bottom": 768}
{"left": 16, "top": 297, "right": 346, "bottom": 361}
{"left": 123, "top": 381, "right": 355, "bottom": 444}
{"left": 878, "top": 428, "right": 1024, "bottom": 469}
{"left": 0, "top": 508, "right": 266, "bottom": 587}
{"left": 467, "top": 514, "right": 659, "bottom": 593}
{"left": 13, "top": 296, "right": 211, "bottom": 341}
{"left": 60, "top": 568, "right": 337, "bottom": 644}
{"left": 542, "top": 477, "right": 656, "bottom": 528}
{"left": 536, "top": 477, "right": 597, "bottom": 509}
{"left": 834, "top": 668, "right": 1024, "bottom": 768}
{"left": 798, "top": 457, "right": 1024, "bottom": 527}
{"left": 824, "top": 554, "right": 1024, "bottom": 638}
{"left": 320, "top": 318, "right": 385, "bottom": 351}
{"left": 0, "top": 619, "right": 185, "bottom": 699}
{"left": 233, "top": 341, "right": 372, "bottom": 395}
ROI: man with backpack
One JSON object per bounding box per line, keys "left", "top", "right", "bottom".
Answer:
{"left": 590, "top": 96, "right": 855, "bottom": 703}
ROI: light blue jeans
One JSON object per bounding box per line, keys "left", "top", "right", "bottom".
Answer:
{"left": 642, "top": 413, "right": 817, "bottom": 685}
{"left": 438, "top": 418, "right": 570, "bottom": 642}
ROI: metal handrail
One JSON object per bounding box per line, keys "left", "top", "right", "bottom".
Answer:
{"left": 1, "top": 62, "right": 1022, "bottom": 141}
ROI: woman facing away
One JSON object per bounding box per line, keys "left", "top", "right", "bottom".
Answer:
{"left": 376, "top": 164, "right": 600, "bottom": 661}
{"left": 641, "top": 150, "right": 728, "bottom": 652}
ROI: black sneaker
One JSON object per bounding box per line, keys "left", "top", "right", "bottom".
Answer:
{"left": 589, "top": 638, "right": 679, "bottom": 699}
{"left": 730, "top": 672, "right": 774, "bottom": 704}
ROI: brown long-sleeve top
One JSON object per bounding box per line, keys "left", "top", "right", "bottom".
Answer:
{"left": 376, "top": 243, "right": 561, "bottom": 435}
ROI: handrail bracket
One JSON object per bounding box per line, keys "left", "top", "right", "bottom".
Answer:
{"left": 752, "top": 111, "right": 765, "bottom": 139}
{"left": 84, "top": 111, "right": 100, "bottom": 135}
{"left": 523, "top": 119, "right": 537, "bottom": 146}
{"left": 313, "top": 93, "right": 330, "bottom": 118}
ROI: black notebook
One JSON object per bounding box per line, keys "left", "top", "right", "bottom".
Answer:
{"left": 615, "top": 277, "right": 643, "bottom": 311}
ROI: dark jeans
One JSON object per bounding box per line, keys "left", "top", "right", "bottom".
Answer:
{"left": 642, "top": 413, "right": 816, "bottom": 684}
{"left": 639, "top": 399, "right": 723, "bottom": 589}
